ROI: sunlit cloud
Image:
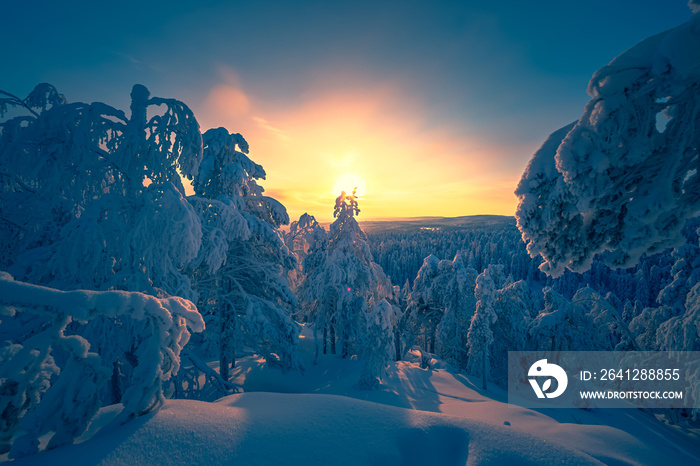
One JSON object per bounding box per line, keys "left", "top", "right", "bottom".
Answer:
{"left": 204, "top": 85, "right": 250, "bottom": 120}
{"left": 253, "top": 116, "right": 290, "bottom": 142}
{"left": 262, "top": 188, "right": 287, "bottom": 202}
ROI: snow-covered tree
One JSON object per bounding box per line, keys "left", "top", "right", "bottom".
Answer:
{"left": 405, "top": 255, "right": 442, "bottom": 354}
{"left": 188, "top": 128, "right": 300, "bottom": 379}
{"left": 0, "top": 272, "right": 203, "bottom": 458}
{"left": 301, "top": 190, "right": 392, "bottom": 359}
{"left": 656, "top": 283, "right": 700, "bottom": 352}
{"left": 0, "top": 83, "right": 202, "bottom": 296}
{"left": 528, "top": 287, "right": 623, "bottom": 352}
{"left": 490, "top": 279, "right": 535, "bottom": 380}
{"left": 515, "top": 9, "right": 700, "bottom": 277}
{"left": 467, "top": 266, "right": 498, "bottom": 389}
{"left": 284, "top": 213, "right": 326, "bottom": 302}
{"left": 433, "top": 253, "right": 478, "bottom": 369}
{"left": 0, "top": 83, "right": 205, "bottom": 406}
{"left": 359, "top": 299, "right": 398, "bottom": 389}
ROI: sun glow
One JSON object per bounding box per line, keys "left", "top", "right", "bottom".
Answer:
{"left": 333, "top": 173, "right": 366, "bottom": 198}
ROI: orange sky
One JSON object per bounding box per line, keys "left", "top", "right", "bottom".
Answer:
{"left": 191, "top": 67, "right": 535, "bottom": 223}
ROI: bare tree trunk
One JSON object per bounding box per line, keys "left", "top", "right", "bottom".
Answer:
{"left": 110, "top": 361, "right": 121, "bottom": 404}
{"left": 481, "top": 350, "right": 487, "bottom": 390}
{"left": 330, "top": 320, "right": 336, "bottom": 355}
{"left": 394, "top": 330, "right": 401, "bottom": 361}
{"left": 323, "top": 324, "right": 328, "bottom": 355}
{"left": 231, "top": 306, "right": 236, "bottom": 370}
{"left": 220, "top": 277, "right": 235, "bottom": 381}
{"left": 220, "top": 353, "right": 229, "bottom": 382}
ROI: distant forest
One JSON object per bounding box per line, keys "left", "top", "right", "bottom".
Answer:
{"left": 365, "top": 215, "right": 700, "bottom": 310}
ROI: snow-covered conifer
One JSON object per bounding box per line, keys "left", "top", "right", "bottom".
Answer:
{"left": 434, "top": 253, "right": 478, "bottom": 369}
{"left": 188, "top": 128, "right": 300, "bottom": 378}
{"left": 284, "top": 213, "right": 325, "bottom": 299}
{"left": 529, "top": 287, "right": 622, "bottom": 352}
{"left": 359, "top": 299, "right": 398, "bottom": 389}
{"left": 405, "top": 255, "right": 442, "bottom": 353}
{"left": 0, "top": 84, "right": 202, "bottom": 295}
{"left": 490, "top": 280, "right": 534, "bottom": 379}
{"left": 467, "top": 266, "right": 498, "bottom": 389}
{"left": 301, "top": 190, "right": 392, "bottom": 359}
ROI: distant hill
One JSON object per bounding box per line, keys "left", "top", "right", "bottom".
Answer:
{"left": 358, "top": 214, "right": 516, "bottom": 234}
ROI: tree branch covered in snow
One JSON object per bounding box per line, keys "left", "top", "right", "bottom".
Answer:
{"left": 516, "top": 12, "right": 700, "bottom": 277}
{"left": 0, "top": 272, "right": 203, "bottom": 458}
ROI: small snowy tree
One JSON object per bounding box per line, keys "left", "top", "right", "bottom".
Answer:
{"left": 405, "top": 255, "right": 442, "bottom": 354}
{"left": 359, "top": 299, "right": 398, "bottom": 389}
{"left": 284, "top": 213, "right": 326, "bottom": 306}
{"left": 467, "top": 266, "right": 498, "bottom": 390}
{"left": 490, "top": 279, "right": 534, "bottom": 380}
{"left": 515, "top": 10, "right": 700, "bottom": 277}
{"left": 434, "top": 253, "right": 478, "bottom": 369}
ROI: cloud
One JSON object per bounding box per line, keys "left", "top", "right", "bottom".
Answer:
{"left": 262, "top": 188, "right": 287, "bottom": 201}
{"left": 205, "top": 84, "right": 250, "bottom": 119}
{"left": 253, "top": 116, "right": 290, "bottom": 142}
{"left": 196, "top": 65, "right": 254, "bottom": 130}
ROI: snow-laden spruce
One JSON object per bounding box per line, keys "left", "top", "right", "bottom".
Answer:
{"left": 284, "top": 213, "right": 326, "bottom": 298}
{"left": 187, "top": 127, "right": 301, "bottom": 381}
{"left": 300, "top": 190, "right": 397, "bottom": 387}
{"left": 466, "top": 266, "right": 498, "bottom": 389}
{"left": 529, "top": 287, "right": 624, "bottom": 353}
{"left": 515, "top": 8, "right": 700, "bottom": 277}
{"left": 0, "top": 272, "right": 203, "bottom": 458}
{"left": 359, "top": 299, "right": 398, "bottom": 389}
{"left": 404, "top": 252, "right": 477, "bottom": 369}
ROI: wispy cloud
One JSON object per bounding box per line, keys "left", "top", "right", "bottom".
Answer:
{"left": 253, "top": 116, "right": 290, "bottom": 142}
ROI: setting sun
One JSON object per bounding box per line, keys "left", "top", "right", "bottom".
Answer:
{"left": 332, "top": 173, "right": 366, "bottom": 198}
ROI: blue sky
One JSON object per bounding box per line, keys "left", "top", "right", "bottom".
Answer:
{"left": 2, "top": 0, "right": 694, "bottom": 220}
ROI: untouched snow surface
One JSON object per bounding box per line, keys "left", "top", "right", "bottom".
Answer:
{"left": 6, "top": 325, "right": 700, "bottom": 465}
{"left": 9, "top": 394, "right": 599, "bottom": 465}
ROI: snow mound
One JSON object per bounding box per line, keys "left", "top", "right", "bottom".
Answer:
{"left": 8, "top": 392, "right": 600, "bottom": 466}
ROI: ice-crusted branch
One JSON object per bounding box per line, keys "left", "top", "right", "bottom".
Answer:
{"left": 0, "top": 90, "right": 40, "bottom": 118}
{"left": 0, "top": 273, "right": 204, "bottom": 458}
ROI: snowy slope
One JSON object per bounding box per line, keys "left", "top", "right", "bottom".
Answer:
{"left": 227, "top": 325, "right": 700, "bottom": 465}
{"left": 5, "top": 325, "right": 700, "bottom": 465}
{"left": 9, "top": 393, "right": 602, "bottom": 466}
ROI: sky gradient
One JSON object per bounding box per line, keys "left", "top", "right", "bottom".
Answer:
{"left": 2, "top": 1, "right": 694, "bottom": 221}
